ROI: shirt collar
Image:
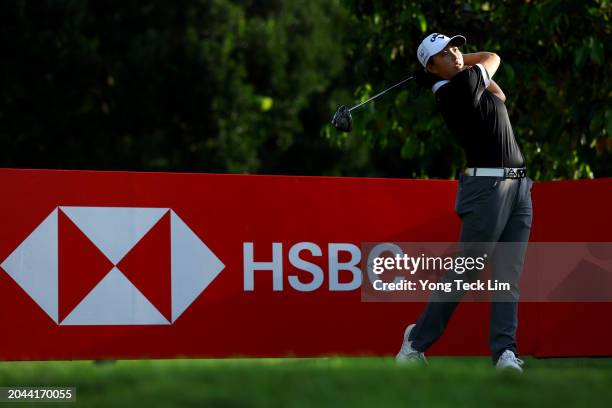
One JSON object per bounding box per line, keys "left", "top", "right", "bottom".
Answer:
{"left": 432, "top": 80, "right": 450, "bottom": 93}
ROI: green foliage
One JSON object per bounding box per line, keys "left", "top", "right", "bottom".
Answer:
{"left": 0, "top": 0, "right": 349, "bottom": 173}
{"left": 335, "top": 0, "right": 612, "bottom": 179}
{"left": 0, "top": 0, "right": 609, "bottom": 179}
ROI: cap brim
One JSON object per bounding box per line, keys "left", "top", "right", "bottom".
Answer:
{"left": 448, "top": 35, "right": 466, "bottom": 47}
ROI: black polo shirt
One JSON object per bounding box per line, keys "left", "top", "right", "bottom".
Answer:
{"left": 433, "top": 64, "right": 525, "bottom": 168}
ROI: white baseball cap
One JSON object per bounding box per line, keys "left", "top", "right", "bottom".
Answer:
{"left": 417, "top": 33, "right": 466, "bottom": 67}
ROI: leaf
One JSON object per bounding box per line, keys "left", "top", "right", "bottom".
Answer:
{"left": 400, "top": 137, "right": 420, "bottom": 160}
{"left": 574, "top": 46, "right": 586, "bottom": 68}
{"left": 417, "top": 14, "right": 427, "bottom": 33}
{"left": 503, "top": 63, "right": 515, "bottom": 86}
{"left": 589, "top": 38, "right": 604, "bottom": 65}
{"left": 259, "top": 96, "right": 274, "bottom": 111}
{"left": 589, "top": 111, "right": 603, "bottom": 135}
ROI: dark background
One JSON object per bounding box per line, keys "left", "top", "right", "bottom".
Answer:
{"left": 1, "top": 0, "right": 610, "bottom": 179}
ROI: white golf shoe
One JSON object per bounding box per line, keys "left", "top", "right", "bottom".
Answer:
{"left": 395, "top": 324, "right": 428, "bottom": 365}
{"left": 496, "top": 349, "right": 524, "bottom": 373}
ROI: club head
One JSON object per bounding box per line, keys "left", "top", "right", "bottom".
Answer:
{"left": 331, "top": 105, "right": 352, "bottom": 133}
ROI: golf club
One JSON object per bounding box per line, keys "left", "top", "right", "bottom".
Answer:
{"left": 331, "top": 76, "right": 414, "bottom": 132}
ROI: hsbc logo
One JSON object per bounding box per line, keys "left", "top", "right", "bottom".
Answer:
{"left": 1, "top": 207, "right": 369, "bottom": 327}
{"left": 0, "top": 207, "right": 225, "bottom": 326}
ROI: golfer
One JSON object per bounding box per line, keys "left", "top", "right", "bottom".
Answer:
{"left": 395, "top": 33, "right": 533, "bottom": 372}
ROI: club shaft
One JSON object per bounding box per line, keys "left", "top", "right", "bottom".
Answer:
{"left": 349, "top": 76, "right": 414, "bottom": 112}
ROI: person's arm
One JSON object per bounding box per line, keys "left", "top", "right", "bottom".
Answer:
{"left": 458, "top": 52, "right": 502, "bottom": 107}
{"left": 463, "top": 52, "right": 501, "bottom": 78}
{"left": 487, "top": 79, "right": 506, "bottom": 102}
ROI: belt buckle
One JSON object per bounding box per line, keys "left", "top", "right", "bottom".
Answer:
{"left": 504, "top": 168, "right": 526, "bottom": 179}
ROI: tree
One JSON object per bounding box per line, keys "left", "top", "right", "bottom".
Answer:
{"left": 1, "top": 1, "right": 609, "bottom": 180}
{"left": 0, "top": 0, "right": 350, "bottom": 173}
{"left": 326, "top": 0, "right": 611, "bottom": 179}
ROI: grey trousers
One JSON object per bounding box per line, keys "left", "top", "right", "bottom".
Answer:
{"left": 408, "top": 174, "right": 533, "bottom": 362}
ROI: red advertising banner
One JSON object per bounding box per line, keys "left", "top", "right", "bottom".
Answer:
{"left": 0, "top": 169, "right": 611, "bottom": 360}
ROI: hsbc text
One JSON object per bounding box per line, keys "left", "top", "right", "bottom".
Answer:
{"left": 243, "top": 242, "right": 362, "bottom": 291}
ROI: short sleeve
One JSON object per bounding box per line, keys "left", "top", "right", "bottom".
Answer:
{"left": 454, "top": 64, "right": 491, "bottom": 107}
{"left": 475, "top": 63, "right": 492, "bottom": 87}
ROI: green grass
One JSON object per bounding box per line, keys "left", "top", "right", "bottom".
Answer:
{"left": 1, "top": 357, "right": 612, "bottom": 407}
